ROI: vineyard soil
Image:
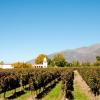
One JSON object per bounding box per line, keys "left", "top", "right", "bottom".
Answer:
{"left": 74, "top": 71, "right": 88, "bottom": 100}
{"left": 74, "top": 70, "right": 95, "bottom": 100}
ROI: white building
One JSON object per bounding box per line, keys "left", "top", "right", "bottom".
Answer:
{"left": 0, "top": 64, "right": 13, "bottom": 69}
{"left": 0, "top": 57, "right": 48, "bottom": 69}
{"left": 33, "top": 57, "right": 48, "bottom": 68}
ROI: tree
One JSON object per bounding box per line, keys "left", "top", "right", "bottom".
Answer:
{"left": 35, "top": 54, "right": 48, "bottom": 64}
{"left": 12, "top": 62, "right": 32, "bottom": 68}
{"left": 94, "top": 56, "right": 100, "bottom": 66}
{"left": 0, "top": 61, "right": 4, "bottom": 65}
{"left": 96, "top": 56, "right": 100, "bottom": 61}
{"left": 52, "top": 53, "right": 67, "bottom": 67}
{"left": 47, "top": 58, "right": 55, "bottom": 67}
{"left": 72, "top": 60, "right": 80, "bottom": 67}
{"left": 81, "top": 62, "right": 91, "bottom": 67}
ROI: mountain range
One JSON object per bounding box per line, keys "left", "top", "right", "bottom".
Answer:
{"left": 27, "top": 43, "right": 100, "bottom": 64}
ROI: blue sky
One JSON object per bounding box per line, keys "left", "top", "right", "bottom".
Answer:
{"left": 0, "top": 0, "right": 100, "bottom": 63}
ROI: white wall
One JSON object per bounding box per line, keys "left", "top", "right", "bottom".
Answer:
{"left": 0, "top": 65, "right": 13, "bottom": 69}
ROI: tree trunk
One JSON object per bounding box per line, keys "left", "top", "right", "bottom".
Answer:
{"left": 4, "top": 92, "right": 6, "bottom": 98}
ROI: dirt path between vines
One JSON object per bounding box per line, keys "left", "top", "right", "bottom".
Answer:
{"left": 74, "top": 70, "right": 100, "bottom": 100}
{"left": 27, "top": 95, "right": 36, "bottom": 100}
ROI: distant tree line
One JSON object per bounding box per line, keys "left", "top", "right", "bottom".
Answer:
{"left": 1, "top": 54, "right": 100, "bottom": 68}
{"left": 34, "top": 53, "right": 67, "bottom": 67}
{"left": 12, "top": 62, "right": 32, "bottom": 68}
{"left": 47, "top": 55, "right": 100, "bottom": 67}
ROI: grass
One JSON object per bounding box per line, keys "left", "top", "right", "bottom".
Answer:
{"left": 42, "top": 82, "right": 63, "bottom": 100}
{"left": 0, "top": 82, "right": 63, "bottom": 100}
{"left": 74, "top": 80, "right": 88, "bottom": 100}
{"left": 0, "top": 87, "right": 21, "bottom": 98}
{"left": 0, "top": 85, "right": 30, "bottom": 100}
{"left": 0, "top": 89, "right": 33, "bottom": 100}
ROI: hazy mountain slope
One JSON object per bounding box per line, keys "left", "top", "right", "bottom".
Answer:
{"left": 27, "top": 44, "right": 100, "bottom": 64}
{"left": 27, "top": 59, "right": 35, "bottom": 64}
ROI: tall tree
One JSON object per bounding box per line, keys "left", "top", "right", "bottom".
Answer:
{"left": 72, "top": 60, "right": 80, "bottom": 67}
{"left": 35, "top": 54, "right": 48, "bottom": 64}
{"left": 52, "top": 53, "right": 67, "bottom": 67}
{"left": 47, "top": 58, "right": 55, "bottom": 67}
{"left": 0, "top": 61, "right": 4, "bottom": 65}
{"left": 94, "top": 56, "right": 100, "bottom": 66}
{"left": 96, "top": 56, "right": 100, "bottom": 61}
